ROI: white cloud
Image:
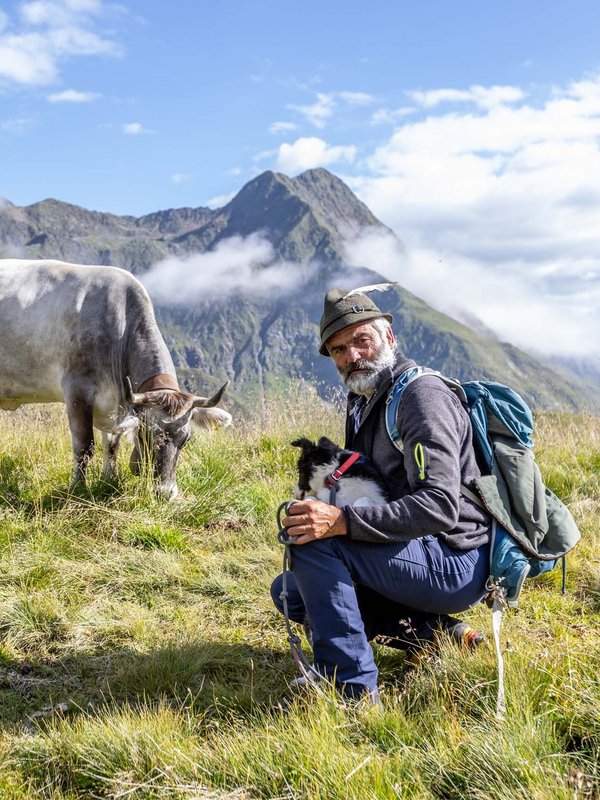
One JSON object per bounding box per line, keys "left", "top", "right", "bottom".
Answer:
{"left": 343, "top": 73, "right": 600, "bottom": 360}
{"left": 287, "top": 92, "right": 335, "bottom": 128}
{"left": 205, "top": 191, "right": 235, "bottom": 208}
{"left": 47, "top": 88, "right": 98, "bottom": 102}
{"left": 0, "top": 0, "right": 119, "bottom": 87}
{"left": 287, "top": 90, "right": 376, "bottom": 129}
{"left": 276, "top": 136, "right": 357, "bottom": 174}
{"left": 371, "top": 107, "right": 416, "bottom": 125}
{"left": 408, "top": 84, "right": 525, "bottom": 110}
{"left": 253, "top": 147, "right": 277, "bottom": 164}
{"left": 123, "top": 121, "right": 155, "bottom": 135}
{"left": 171, "top": 173, "right": 190, "bottom": 184}
{"left": 142, "top": 233, "right": 316, "bottom": 304}
{"left": 269, "top": 121, "right": 297, "bottom": 134}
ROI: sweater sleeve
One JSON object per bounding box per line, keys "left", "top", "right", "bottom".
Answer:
{"left": 344, "top": 382, "right": 467, "bottom": 543}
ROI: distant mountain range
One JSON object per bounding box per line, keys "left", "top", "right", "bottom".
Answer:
{"left": 1, "top": 169, "right": 597, "bottom": 413}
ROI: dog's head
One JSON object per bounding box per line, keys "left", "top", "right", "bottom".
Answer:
{"left": 291, "top": 436, "right": 344, "bottom": 499}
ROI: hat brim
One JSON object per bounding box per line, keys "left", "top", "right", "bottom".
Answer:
{"left": 319, "top": 311, "right": 394, "bottom": 356}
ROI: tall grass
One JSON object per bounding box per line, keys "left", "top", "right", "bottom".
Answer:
{"left": 0, "top": 389, "right": 597, "bottom": 799}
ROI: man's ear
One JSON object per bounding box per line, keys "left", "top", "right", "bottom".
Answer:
{"left": 385, "top": 325, "right": 396, "bottom": 348}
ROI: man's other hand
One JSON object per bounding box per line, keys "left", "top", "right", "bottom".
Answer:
{"left": 282, "top": 499, "right": 348, "bottom": 544}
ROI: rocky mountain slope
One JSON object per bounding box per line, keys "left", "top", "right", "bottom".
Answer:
{"left": 1, "top": 169, "right": 596, "bottom": 412}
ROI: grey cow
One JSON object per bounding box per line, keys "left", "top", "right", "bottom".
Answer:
{"left": 0, "top": 259, "right": 231, "bottom": 498}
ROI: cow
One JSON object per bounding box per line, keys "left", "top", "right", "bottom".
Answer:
{"left": 0, "top": 259, "right": 232, "bottom": 499}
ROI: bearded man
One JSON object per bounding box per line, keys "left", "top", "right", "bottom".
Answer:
{"left": 270, "top": 288, "right": 492, "bottom": 704}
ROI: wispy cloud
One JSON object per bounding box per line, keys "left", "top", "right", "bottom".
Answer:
{"left": 276, "top": 136, "right": 357, "bottom": 173}
{"left": 408, "top": 84, "right": 525, "bottom": 110}
{"left": 47, "top": 88, "right": 99, "bottom": 102}
{"left": 287, "top": 92, "right": 335, "bottom": 128}
{"left": 371, "top": 106, "right": 416, "bottom": 125}
{"left": 0, "top": 0, "right": 120, "bottom": 87}
{"left": 338, "top": 91, "right": 375, "bottom": 105}
{"left": 205, "top": 191, "right": 236, "bottom": 208}
{"left": 269, "top": 121, "right": 297, "bottom": 134}
{"left": 0, "top": 117, "right": 33, "bottom": 134}
{"left": 123, "top": 121, "right": 156, "bottom": 135}
{"left": 171, "top": 173, "right": 190, "bottom": 184}
{"left": 287, "top": 90, "right": 376, "bottom": 128}
{"left": 142, "top": 233, "right": 317, "bottom": 304}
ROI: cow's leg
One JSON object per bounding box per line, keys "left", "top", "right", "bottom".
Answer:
{"left": 64, "top": 386, "right": 95, "bottom": 488}
{"left": 101, "top": 431, "right": 121, "bottom": 478}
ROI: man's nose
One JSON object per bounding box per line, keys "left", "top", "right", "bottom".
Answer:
{"left": 346, "top": 345, "right": 361, "bottom": 362}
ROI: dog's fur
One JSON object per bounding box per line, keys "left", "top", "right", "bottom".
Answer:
{"left": 291, "top": 436, "right": 390, "bottom": 507}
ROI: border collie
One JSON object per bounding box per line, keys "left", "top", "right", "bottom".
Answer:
{"left": 291, "top": 436, "right": 390, "bottom": 507}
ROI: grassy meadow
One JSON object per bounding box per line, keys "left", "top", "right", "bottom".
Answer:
{"left": 0, "top": 386, "right": 598, "bottom": 799}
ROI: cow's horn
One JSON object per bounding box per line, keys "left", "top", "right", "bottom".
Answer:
{"left": 191, "top": 381, "right": 230, "bottom": 409}
{"left": 126, "top": 376, "right": 148, "bottom": 406}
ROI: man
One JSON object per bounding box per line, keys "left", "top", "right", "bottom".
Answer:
{"left": 271, "top": 287, "right": 492, "bottom": 703}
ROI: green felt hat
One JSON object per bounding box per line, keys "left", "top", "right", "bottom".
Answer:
{"left": 319, "top": 287, "right": 393, "bottom": 356}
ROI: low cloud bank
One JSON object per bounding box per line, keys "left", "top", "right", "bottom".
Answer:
{"left": 142, "top": 233, "right": 315, "bottom": 305}
{"left": 343, "top": 228, "right": 600, "bottom": 361}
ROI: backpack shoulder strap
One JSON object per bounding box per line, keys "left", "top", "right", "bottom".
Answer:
{"left": 385, "top": 367, "right": 425, "bottom": 452}
{"left": 385, "top": 366, "right": 466, "bottom": 452}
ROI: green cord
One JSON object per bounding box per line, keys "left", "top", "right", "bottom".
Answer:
{"left": 414, "top": 442, "right": 426, "bottom": 480}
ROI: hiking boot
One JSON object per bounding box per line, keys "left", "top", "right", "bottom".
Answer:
{"left": 290, "top": 668, "right": 321, "bottom": 688}
{"left": 437, "top": 615, "right": 485, "bottom": 649}
{"left": 403, "top": 615, "right": 484, "bottom": 670}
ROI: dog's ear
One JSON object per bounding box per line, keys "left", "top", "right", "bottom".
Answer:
{"left": 291, "top": 437, "right": 315, "bottom": 451}
{"left": 317, "top": 436, "right": 338, "bottom": 449}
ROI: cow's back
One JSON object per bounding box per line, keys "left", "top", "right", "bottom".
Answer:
{"left": 0, "top": 259, "right": 149, "bottom": 406}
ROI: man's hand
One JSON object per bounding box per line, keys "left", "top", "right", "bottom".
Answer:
{"left": 282, "top": 499, "right": 348, "bottom": 545}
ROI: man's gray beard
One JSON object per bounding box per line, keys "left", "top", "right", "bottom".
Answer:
{"left": 342, "top": 340, "right": 397, "bottom": 396}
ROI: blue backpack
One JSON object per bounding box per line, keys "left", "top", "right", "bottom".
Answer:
{"left": 385, "top": 367, "right": 581, "bottom": 607}
{"left": 386, "top": 367, "right": 581, "bottom": 717}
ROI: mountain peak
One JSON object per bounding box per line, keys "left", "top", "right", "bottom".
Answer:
{"left": 220, "top": 169, "right": 386, "bottom": 258}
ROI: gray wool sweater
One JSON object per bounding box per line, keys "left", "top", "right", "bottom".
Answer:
{"left": 343, "top": 353, "right": 491, "bottom": 550}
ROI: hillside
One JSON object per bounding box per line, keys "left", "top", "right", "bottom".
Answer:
{"left": 1, "top": 169, "right": 597, "bottom": 411}
{"left": 0, "top": 399, "right": 597, "bottom": 797}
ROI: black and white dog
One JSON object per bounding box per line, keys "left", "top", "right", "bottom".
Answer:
{"left": 291, "top": 436, "right": 390, "bottom": 508}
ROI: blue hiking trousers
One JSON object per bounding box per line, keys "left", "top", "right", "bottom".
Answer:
{"left": 271, "top": 534, "right": 490, "bottom": 697}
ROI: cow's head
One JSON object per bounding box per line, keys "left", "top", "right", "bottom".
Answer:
{"left": 114, "top": 380, "right": 231, "bottom": 499}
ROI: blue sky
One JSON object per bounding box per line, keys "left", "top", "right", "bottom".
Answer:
{"left": 1, "top": 0, "right": 600, "bottom": 361}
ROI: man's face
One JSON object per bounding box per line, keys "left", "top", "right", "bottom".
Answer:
{"left": 327, "top": 320, "right": 396, "bottom": 396}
